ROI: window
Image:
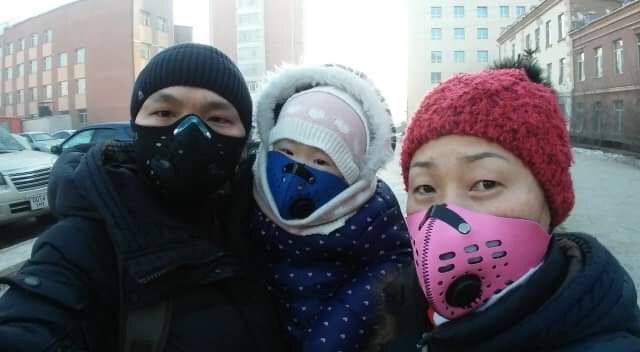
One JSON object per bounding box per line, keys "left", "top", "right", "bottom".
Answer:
{"left": 546, "top": 63, "right": 552, "bottom": 81}
{"left": 592, "top": 102, "right": 602, "bottom": 133}
{"left": 5, "top": 92, "right": 13, "bottom": 105}
{"left": 238, "top": 0, "right": 257, "bottom": 8}
{"left": 614, "top": 39, "right": 623, "bottom": 74}
{"left": 558, "top": 13, "right": 565, "bottom": 41}
{"left": 431, "top": 51, "right": 442, "bottom": 64}
{"left": 577, "top": 52, "right": 585, "bottom": 81}
{"left": 43, "top": 29, "right": 53, "bottom": 43}
{"left": 158, "top": 17, "right": 167, "bottom": 32}
{"left": 534, "top": 27, "right": 540, "bottom": 51}
{"left": 545, "top": 20, "right": 551, "bottom": 48}
{"left": 454, "top": 28, "right": 464, "bottom": 40}
{"left": 18, "top": 38, "right": 25, "bottom": 51}
{"left": 454, "top": 50, "right": 465, "bottom": 63}
{"left": 477, "top": 50, "right": 489, "bottom": 63}
{"left": 526, "top": 34, "right": 531, "bottom": 50}
{"left": 239, "top": 63, "right": 260, "bottom": 76}
{"left": 78, "top": 111, "right": 88, "bottom": 127}
{"left": 594, "top": 47, "right": 603, "bottom": 78}
{"left": 454, "top": 6, "right": 464, "bottom": 18}
{"left": 477, "top": 6, "right": 488, "bottom": 17}
{"left": 44, "top": 56, "right": 52, "bottom": 71}
{"left": 613, "top": 100, "right": 624, "bottom": 133}
{"left": 6, "top": 42, "right": 13, "bottom": 55}
{"left": 4, "top": 68, "right": 12, "bottom": 81}
{"left": 30, "top": 60, "right": 37, "bottom": 74}
{"left": 59, "top": 81, "right": 68, "bottom": 97}
{"left": 140, "top": 44, "right": 151, "bottom": 59}
{"left": 559, "top": 58, "right": 565, "bottom": 85}
{"left": 239, "top": 30, "right": 261, "bottom": 42}
{"left": 238, "top": 13, "right": 259, "bottom": 26}
{"left": 29, "top": 87, "right": 38, "bottom": 102}
{"left": 477, "top": 28, "right": 488, "bottom": 40}
{"left": 431, "top": 28, "right": 442, "bottom": 40}
{"left": 43, "top": 85, "right": 52, "bottom": 99}
{"left": 500, "top": 6, "right": 509, "bottom": 18}
{"left": 141, "top": 11, "right": 151, "bottom": 26}
{"left": 30, "top": 33, "right": 38, "bottom": 47}
{"left": 431, "top": 6, "right": 442, "bottom": 18}
{"left": 59, "top": 52, "right": 68, "bottom": 67}
{"left": 516, "top": 6, "right": 526, "bottom": 17}
{"left": 75, "top": 48, "right": 86, "bottom": 64}
{"left": 431, "top": 72, "right": 442, "bottom": 84}
{"left": 16, "top": 89, "right": 24, "bottom": 104}
{"left": 76, "top": 78, "right": 86, "bottom": 95}
{"left": 511, "top": 43, "right": 516, "bottom": 59}
{"left": 238, "top": 46, "right": 260, "bottom": 60}
{"left": 63, "top": 130, "right": 94, "bottom": 150}
{"left": 17, "top": 64, "right": 24, "bottom": 77}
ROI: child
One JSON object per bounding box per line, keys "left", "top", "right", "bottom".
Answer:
{"left": 370, "top": 58, "right": 640, "bottom": 352}
{"left": 251, "top": 64, "right": 413, "bottom": 351}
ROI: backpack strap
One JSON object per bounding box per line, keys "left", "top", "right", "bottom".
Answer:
{"left": 123, "top": 299, "right": 173, "bottom": 352}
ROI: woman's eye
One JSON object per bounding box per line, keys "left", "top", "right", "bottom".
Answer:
{"left": 208, "top": 116, "right": 229, "bottom": 124}
{"left": 413, "top": 185, "right": 436, "bottom": 195}
{"left": 471, "top": 180, "right": 499, "bottom": 191}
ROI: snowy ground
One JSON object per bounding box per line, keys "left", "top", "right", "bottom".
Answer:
{"left": 2, "top": 147, "right": 640, "bottom": 299}
{"left": 379, "top": 147, "right": 640, "bottom": 297}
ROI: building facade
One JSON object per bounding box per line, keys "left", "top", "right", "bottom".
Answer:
{"left": 498, "top": 0, "right": 621, "bottom": 123}
{"left": 570, "top": 0, "right": 640, "bottom": 152}
{"left": 174, "top": 25, "right": 193, "bottom": 44}
{"left": 0, "top": 0, "right": 174, "bottom": 129}
{"left": 210, "top": 0, "right": 304, "bottom": 93}
{"left": 407, "top": 0, "right": 541, "bottom": 117}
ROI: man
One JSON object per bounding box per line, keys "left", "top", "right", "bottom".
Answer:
{"left": 0, "top": 43, "right": 283, "bottom": 352}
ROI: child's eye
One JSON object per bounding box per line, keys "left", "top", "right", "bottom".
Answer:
{"left": 413, "top": 185, "right": 436, "bottom": 196}
{"left": 471, "top": 180, "right": 500, "bottom": 192}
{"left": 278, "top": 148, "right": 294, "bottom": 156}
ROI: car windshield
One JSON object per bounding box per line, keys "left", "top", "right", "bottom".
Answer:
{"left": 30, "top": 133, "right": 55, "bottom": 141}
{"left": 0, "top": 130, "right": 25, "bottom": 152}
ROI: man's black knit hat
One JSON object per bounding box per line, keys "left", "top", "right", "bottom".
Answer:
{"left": 130, "top": 43, "right": 252, "bottom": 135}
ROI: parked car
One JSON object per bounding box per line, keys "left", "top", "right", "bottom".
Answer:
{"left": 0, "top": 128, "right": 58, "bottom": 226}
{"left": 51, "top": 122, "right": 133, "bottom": 155}
{"left": 11, "top": 134, "right": 32, "bottom": 150}
{"left": 50, "top": 129, "right": 76, "bottom": 140}
{"left": 20, "top": 132, "right": 65, "bottom": 153}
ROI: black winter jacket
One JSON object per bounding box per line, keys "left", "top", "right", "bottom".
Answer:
{"left": 0, "top": 142, "right": 284, "bottom": 352}
{"left": 376, "top": 233, "right": 640, "bottom": 352}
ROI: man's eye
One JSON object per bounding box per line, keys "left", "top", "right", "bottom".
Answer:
{"left": 153, "top": 110, "right": 173, "bottom": 118}
{"left": 278, "top": 148, "right": 294, "bottom": 156}
{"left": 471, "top": 180, "right": 499, "bottom": 191}
{"left": 413, "top": 185, "right": 436, "bottom": 195}
{"left": 314, "top": 159, "right": 328, "bottom": 166}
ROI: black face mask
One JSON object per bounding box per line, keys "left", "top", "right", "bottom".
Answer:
{"left": 134, "top": 114, "right": 245, "bottom": 205}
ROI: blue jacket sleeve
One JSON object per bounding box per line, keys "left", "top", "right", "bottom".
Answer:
{"left": 303, "top": 196, "right": 413, "bottom": 352}
{"left": 0, "top": 217, "right": 118, "bottom": 352}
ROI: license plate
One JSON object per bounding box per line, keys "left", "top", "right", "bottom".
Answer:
{"left": 29, "top": 192, "right": 49, "bottom": 210}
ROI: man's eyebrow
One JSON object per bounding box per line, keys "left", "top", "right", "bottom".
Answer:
{"left": 149, "top": 92, "right": 182, "bottom": 105}
{"left": 203, "top": 100, "right": 233, "bottom": 111}
{"left": 460, "top": 152, "right": 509, "bottom": 163}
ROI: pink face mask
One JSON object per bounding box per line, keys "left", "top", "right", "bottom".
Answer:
{"left": 406, "top": 204, "right": 550, "bottom": 320}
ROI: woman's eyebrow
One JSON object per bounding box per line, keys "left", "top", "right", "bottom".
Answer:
{"left": 461, "top": 152, "right": 509, "bottom": 163}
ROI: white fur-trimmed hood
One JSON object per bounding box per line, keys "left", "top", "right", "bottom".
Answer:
{"left": 254, "top": 64, "right": 395, "bottom": 182}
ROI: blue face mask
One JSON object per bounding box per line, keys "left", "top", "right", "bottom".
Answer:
{"left": 266, "top": 150, "right": 349, "bottom": 220}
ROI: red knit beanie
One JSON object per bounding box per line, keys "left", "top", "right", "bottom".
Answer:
{"left": 400, "top": 68, "right": 574, "bottom": 227}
